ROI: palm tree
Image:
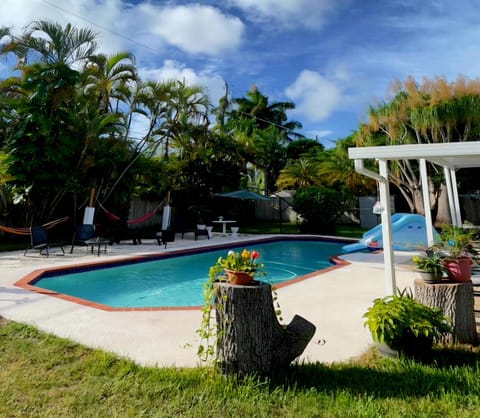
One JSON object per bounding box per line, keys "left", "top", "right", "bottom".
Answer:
{"left": 253, "top": 125, "right": 288, "bottom": 194}
{"left": 317, "top": 148, "right": 376, "bottom": 194}
{"left": 276, "top": 158, "right": 320, "bottom": 190}
{"left": 82, "top": 52, "right": 138, "bottom": 114}
{"left": 0, "top": 26, "right": 12, "bottom": 58}
{"left": 146, "top": 80, "right": 210, "bottom": 160}
{"left": 230, "top": 85, "right": 302, "bottom": 140}
{"left": 7, "top": 20, "right": 98, "bottom": 66}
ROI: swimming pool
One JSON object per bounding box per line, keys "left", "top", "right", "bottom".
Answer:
{"left": 20, "top": 238, "right": 347, "bottom": 309}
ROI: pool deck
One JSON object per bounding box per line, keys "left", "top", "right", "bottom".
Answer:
{"left": 0, "top": 233, "right": 419, "bottom": 368}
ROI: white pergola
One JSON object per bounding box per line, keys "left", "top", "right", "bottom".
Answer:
{"left": 348, "top": 141, "right": 480, "bottom": 295}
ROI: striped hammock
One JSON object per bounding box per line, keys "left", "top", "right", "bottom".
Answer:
{"left": 0, "top": 216, "right": 70, "bottom": 236}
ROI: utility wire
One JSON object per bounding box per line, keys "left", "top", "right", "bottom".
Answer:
{"left": 39, "top": 0, "right": 337, "bottom": 144}
{"left": 39, "top": 0, "right": 160, "bottom": 54}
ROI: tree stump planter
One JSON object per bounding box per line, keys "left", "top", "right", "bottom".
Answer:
{"left": 414, "top": 279, "right": 477, "bottom": 345}
{"left": 213, "top": 281, "right": 316, "bottom": 377}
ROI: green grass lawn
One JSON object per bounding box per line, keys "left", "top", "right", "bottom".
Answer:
{"left": 239, "top": 222, "right": 366, "bottom": 238}
{"left": 1, "top": 318, "right": 480, "bottom": 417}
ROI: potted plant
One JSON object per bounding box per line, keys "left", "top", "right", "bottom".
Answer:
{"left": 438, "top": 225, "right": 476, "bottom": 282}
{"left": 363, "top": 290, "right": 451, "bottom": 359}
{"left": 209, "top": 249, "right": 265, "bottom": 285}
{"left": 411, "top": 250, "right": 445, "bottom": 283}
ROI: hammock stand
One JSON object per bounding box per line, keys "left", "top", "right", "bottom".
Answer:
{"left": 0, "top": 216, "right": 70, "bottom": 236}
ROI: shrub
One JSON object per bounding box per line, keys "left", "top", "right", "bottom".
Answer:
{"left": 292, "top": 186, "right": 351, "bottom": 233}
{"left": 363, "top": 291, "right": 451, "bottom": 358}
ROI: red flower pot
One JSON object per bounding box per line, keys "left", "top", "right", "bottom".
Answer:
{"left": 442, "top": 257, "right": 472, "bottom": 282}
{"left": 224, "top": 270, "right": 254, "bottom": 285}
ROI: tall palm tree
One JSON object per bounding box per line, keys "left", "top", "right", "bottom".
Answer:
{"left": 231, "top": 85, "right": 302, "bottom": 140}
{"left": 3, "top": 20, "right": 98, "bottom": 66}
{"left": 157, "top": 80, "right": 210, "bottom": 160}
{"left": 0, "top": 26, "right": 12, "bottom": 58}
{"left": 82, "top": 52, "right": 138, "bottom": 114}
{"left": 253, "top": 125, "right": 288, "bottom": 194}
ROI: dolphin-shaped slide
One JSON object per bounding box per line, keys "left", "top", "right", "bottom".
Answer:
{"left": 342, "top": 213, "right": 439, "bottom": 253}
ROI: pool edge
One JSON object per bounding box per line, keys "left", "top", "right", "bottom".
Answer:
{"left": 15, "top": 235, "right": 354, "bottom": 311}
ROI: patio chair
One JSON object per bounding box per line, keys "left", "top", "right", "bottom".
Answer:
{"left": 70, "top": 224, "right": 96, "bottom": 253}
{"left": 172, "top": 212, "right": 208, "bottom": 240}
{"left": 24, "top": 226, "right": 65, "bottom": 256}
{"left": 156, "top": 229, "right": 175, "bottom": 249}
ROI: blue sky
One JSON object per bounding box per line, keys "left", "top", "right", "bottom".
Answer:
{"left": 1, "top": 0, "right": 480, "bottom": 147}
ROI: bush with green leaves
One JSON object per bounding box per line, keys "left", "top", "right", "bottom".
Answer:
{"left": 363, "top": 291, "right": 451, "bottom": 356}
{"left": 292, "top": 186, "right": 352, "bottom": 233}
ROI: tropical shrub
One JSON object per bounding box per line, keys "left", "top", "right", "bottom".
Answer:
{"left": 363, "top": 291, "right": 451, "bottom": 358}
{"left": 292, "top": 186, "right": 351, "bottom": 233}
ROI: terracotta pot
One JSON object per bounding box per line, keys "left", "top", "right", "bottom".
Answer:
{"left": 224, "top": 269, "right": 254, "bottom": 285}
{"left": 442, "top": 257, "right": 472, "bottom": 282}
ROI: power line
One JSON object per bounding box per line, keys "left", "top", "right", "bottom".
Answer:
{"left": 39, "top": 0, "right": 160, "bottom": 54}
{"left": 39, "top": 0, "right": 337, "bottom": 144}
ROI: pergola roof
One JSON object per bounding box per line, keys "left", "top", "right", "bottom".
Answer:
{"left": 349, "top": 141, "right": 480, "bottom": 169}
{"left": 348, "top": 140, "right": 480, "bottom": 296}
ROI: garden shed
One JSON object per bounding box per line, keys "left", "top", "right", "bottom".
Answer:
{"left": 348, "top": 141, "right": 480, "bottom": 295}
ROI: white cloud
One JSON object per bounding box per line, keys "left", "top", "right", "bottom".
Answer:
{"left": 137, "top": 4, "right": 244, "bottom": 55}
{"left": 228, "top": 0, "right": 346, "bottom": 29}
{"left": 0, "top": 1, "right": 244, "bottom": 58}
{"left": 139, "top": 60, "right": 226, "bottom": 105}
{"left": 0, "top": 0, "right": 138, "bottom": 54}
{"left": 285, "top": 70, "right": 341, "bottom": 122}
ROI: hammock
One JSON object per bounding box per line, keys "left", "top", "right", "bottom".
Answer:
{"left": 98, "top": 201, "right": 165, "bottom": 225}
{"left": 0, "top": 216, "right": 70, "bottom": 236}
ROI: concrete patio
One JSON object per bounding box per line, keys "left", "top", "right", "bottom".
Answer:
{"left": 0, "top": 233, "right": 419, "bottom": 368}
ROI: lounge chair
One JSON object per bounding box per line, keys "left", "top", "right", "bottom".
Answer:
{"left": 24, "top": 226, "right": 65, "bottom": 256}
{"left": 70, "top": 224, "right": 96, "bottom": 253}
{"left": 172, "top": 213, "right": 208, "bottom": 240}
{"left": 156, "top": 229, "right": 175, "bottom": 248}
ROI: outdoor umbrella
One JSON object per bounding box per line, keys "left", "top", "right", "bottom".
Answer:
{"left": 214, "top": 189, "right": 272, "bottom": 201}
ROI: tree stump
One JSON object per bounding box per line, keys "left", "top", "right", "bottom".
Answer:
{"left": 414, "top": 279, "right": 477, "bottom": 345}
{"left": 213, "top": 281, "right": 316, "bottom": 377}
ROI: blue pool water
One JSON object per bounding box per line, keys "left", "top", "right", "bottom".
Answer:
{"left": 33, "top": 239, "right": 345, "bottom": 308}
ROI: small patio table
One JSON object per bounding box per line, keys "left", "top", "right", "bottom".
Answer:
{"left": 85, "top": 237, "right": 110, "bottom": 256}
{"left": 212, "top": 220, "right": 236, "bottom": 237}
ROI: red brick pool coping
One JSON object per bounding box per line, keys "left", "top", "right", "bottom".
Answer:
{"left": 15, "top": 236, "right": 354, "bottom": 312}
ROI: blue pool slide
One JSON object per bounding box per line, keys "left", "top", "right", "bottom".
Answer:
{"left": 342, "top": 213, "right": 439, "bottom": 253}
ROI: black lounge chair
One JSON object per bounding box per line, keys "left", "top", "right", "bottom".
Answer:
{"left": 70, "top": 224, "right": 96, "bottom": 253}
{"left": 172, "top": 213, "right": 209, "bottom": 241}
{"left": 24, "top": 226, "right": 65, "bottom": 256}
{"left": 156, "top": 229, "right": 175, "bottom": 248}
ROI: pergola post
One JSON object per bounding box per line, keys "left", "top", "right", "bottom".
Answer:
{"left": 450, "top": 169, "right": 462, "bottom": 226}
{"left": 378, "top": 159, "right": 396, "bottom": 295}
{"left": 444, "top": 166, "right": 458, "bottom": 226}
{"left": 419, "top": 159, "right": 434, "bottom": 245}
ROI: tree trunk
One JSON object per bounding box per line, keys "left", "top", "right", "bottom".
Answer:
{"left": 414, "top": 279, "right": 477, "bottom": 345}
{"left": 434, "top": 183, "right": 451, "bottom": 226}
{"left": 214, "top": 282, "right": 316, "bottom": 377}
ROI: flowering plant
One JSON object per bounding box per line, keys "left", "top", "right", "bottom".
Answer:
{"left": 209, "top": 249, "right": 264, "bottom": 278}
{"left": 411, "top": 250, "right": 444, "bottom": 276}
{"left": 438, "top": 224, "right": 476, "bottom": 259}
